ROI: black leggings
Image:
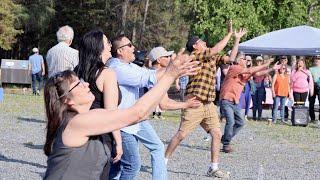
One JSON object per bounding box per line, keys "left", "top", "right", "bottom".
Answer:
{"left": 293, "top": 92, "right": 308, "bottom": 103}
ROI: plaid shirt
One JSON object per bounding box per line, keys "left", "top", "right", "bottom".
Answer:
{"left": 186, "top": 48, "right": 223, "bottom": 102}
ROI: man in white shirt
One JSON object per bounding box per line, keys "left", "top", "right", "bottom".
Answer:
{"left": 46, "top": 25, "right": 79, "bottom": 77}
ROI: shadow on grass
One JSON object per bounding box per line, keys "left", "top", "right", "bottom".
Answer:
{"left": 23, "top": 143, "right": 44, "bottom": 150}
{"left": 0, "top": 153, "right": 46, "bottom": 169}
{"left": 141, "top": 165, "right": 204, "bottom": 177}
{"left": 17, "top": 116, "right": 46, "bottom": 124}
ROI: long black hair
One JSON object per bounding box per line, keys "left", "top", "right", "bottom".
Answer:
{"left": 76, "top": 29, "right": 105, "bottom": 85}
{"left": 43, "top": 70, "right": 76, "bottom": 156}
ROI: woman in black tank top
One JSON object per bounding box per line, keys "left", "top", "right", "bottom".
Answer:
{"left": 75, "top": 29, "right": 123, "bottom": 176}
{"left": 43, "top": 46, "right": 198, "bottom": 179}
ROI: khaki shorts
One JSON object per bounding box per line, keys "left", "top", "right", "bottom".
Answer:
{"left": 179, "top": 102, "right": 220, "bottom": 133}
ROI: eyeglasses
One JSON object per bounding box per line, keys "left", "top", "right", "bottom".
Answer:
{"left": 117, "top": 42, "right": 133, "bottom": 49}
{"left": 68, "top": 78, "right": 85, "bottom": 93}
{"left": 58, "top": 78, "right": 85, "bottom": 99}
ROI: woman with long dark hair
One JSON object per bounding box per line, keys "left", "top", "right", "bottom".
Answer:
{"left": 75, "top": 29, "right": 122, "bottom": 172}
{"left": 43, "top": 50, "right": 198, "bottom": 179}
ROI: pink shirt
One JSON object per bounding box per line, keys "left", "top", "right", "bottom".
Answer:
{"left": 220, "top": 65, "right": 251, "bottom": 103}
{"left": 290, "top": 70, "right": 313, "bottom": 93}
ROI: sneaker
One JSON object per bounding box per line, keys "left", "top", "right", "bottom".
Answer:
{"left": 222, "top": 145, "right": 233, "bottom": 153}
{"left": 36, "top": 90, "right": 40, "bottom": 96}
{"left": 244, "top": 115, "right": 249, "bottom": 121}
{"left": 207, "top": 168, "right": 230, "bottom": 178}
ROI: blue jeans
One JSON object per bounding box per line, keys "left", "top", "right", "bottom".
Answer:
{"left": 272, "top": 96, "right": 286, "bottom": 123}
{"left": 31, "top": 71, "right": 43, "bottom": 93}
{"left": 252, "top": 87, "right": 265, "bottom": 120}
{"left": 221, "top": 100, "right": 245, "bottom": 146}
{"left": 109, "top": 121, "right": 167, "bottom": 180}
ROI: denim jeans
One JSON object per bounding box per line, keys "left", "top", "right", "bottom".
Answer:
{"left": 109, "top": 120, "right": 167, "bottom": 180}
{"left": 221, "top": 100, "right": 245, "bottom": 146}
{"left": 31, "top": 71, "right": 43, "bottom": 93}
{"left": 272, "top": 96, "right": 286, "bottom": 123}
{"left": 252, "top": 87, "right": 265, "bottom": 120}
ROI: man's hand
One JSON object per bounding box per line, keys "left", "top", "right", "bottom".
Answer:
{"left": 185, "top": 97, "right": 202, "bottom": 108}
{"left": 234, "top": 28, "right": 247, "bottom": 39}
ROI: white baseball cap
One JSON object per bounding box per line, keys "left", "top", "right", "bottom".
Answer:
{"left": 32, "top": 47, "right": 39, "bottom": 53}
{"left": 148, "top": 47, "right": 174, "bottom": 62}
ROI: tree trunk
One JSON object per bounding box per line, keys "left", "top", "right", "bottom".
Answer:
{"left": 132, "top": 7, "right": 139, "bottom": 44}
{"left": 121, "top": 0, "right": 130, "bottom": 34}
{"left": 139, "top": 0, "right": 149, "bottom": 47}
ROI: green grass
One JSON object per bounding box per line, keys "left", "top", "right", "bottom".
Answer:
{"left": 0, "top": 93, "right": 45, "bottom": 117}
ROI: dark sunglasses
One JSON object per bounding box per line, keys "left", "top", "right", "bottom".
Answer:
{"left": 117, "top": 42, "right": 133, "bottom": 49}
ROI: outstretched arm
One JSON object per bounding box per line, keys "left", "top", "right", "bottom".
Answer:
{"left": 229, "top": 28, "right": 247, "bottom": 62}
{"left": 209, "top": 20, "right": 233, "bottom": 56}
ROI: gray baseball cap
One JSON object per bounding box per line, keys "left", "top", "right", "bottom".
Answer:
{"left": 148, "top": 47, "right": 174, "bottom": 62}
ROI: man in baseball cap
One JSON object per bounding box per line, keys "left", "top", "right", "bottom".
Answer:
{"left": 148, "top": 46, "right": 174, "bottom": 68}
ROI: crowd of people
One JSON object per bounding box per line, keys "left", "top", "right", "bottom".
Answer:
{"left": 25, "top": 23, "right": 320, "bottom": 179}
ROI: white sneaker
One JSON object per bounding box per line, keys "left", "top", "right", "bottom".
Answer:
{"left": 207, "top": 167, "right": 230, "bottom": 178}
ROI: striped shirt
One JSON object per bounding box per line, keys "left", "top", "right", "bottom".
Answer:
{"left": 46, "top": 42, "right": 79, "bottom": 77}
{"left": 186, "top": 48, "right": 223, "bottom": 102}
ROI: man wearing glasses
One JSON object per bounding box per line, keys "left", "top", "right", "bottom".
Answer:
{"left": 107, "top": 35, "right": 168, "bottom": 180}
{"left": 308, "top": 55, "right": 320, "bottom": 123}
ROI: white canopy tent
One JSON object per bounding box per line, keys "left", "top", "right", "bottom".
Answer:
{"left": 239, "top": 25, "right": 320, "bottom": 56}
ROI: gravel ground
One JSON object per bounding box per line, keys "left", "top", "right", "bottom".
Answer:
{"left": 0, "top": 94, "right": 320, "bottom": 179}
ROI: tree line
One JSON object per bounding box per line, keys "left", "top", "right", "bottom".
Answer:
{"left": 0, "top": 0, "right": 319, "bottom": 60}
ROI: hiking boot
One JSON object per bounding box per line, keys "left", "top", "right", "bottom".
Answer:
{"left": 207, "top": 168, "right": 230, "bottom": 179}
{"left": 222, "top": 145, "right": 233, "bottom": 153}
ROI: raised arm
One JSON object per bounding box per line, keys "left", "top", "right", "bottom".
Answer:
{"left": 209, "top": 21, "right": 233, "bottom": 56}
{"left": 63, "top": 50, "right": 200, "bottom": 147}
{"left": 229, "top": 28, "right": 247, "bottom": 62}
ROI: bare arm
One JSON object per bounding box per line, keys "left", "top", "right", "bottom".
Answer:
{"left": 101, "top": 69, "right": 123, "bottom": 163}
{"left": 41, "top": 60, "right": 45, "bottom": 76}
{"left": 175, "top": 78, "right": 180, "bottom": 90}
{"left": 159, "top": 94, "right": 201, "bottom": 110}
{"left": 271, "top": 73, "right": 277, "bottom": 97}
{"left": 210, "top": 21, "right": 233, "bottom": 56}
{"left": 229, "top": 28, "right": 247, "bottom": 62}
